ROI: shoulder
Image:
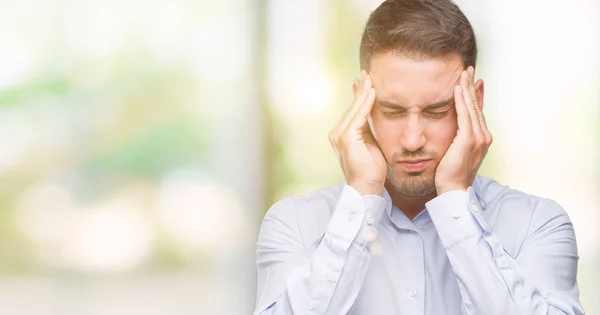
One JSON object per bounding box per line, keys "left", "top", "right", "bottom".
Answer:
{"left": 475, "top": 175, "right": 570, "bottom": 222}
{"left": 475, "top": 175, "right": 574, "bottom": 253}
{"left": 260, "top": 182, "right": 346, "bottom": 247}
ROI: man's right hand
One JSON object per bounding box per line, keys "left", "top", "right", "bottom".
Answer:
{"left": 328, "top": 71, "right": 387, "bottom": 196}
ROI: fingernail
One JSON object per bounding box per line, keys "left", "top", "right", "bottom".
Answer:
{"left": 461, "top": 71, "right": 467, "bottom": 81}
{"left": 469, "top": 66, "right": 474, "bottom": 78}
{"left": 361, "top": 70, "right": 366, "bottom": 80}
{"left": 365, "top": 75, "right": 371, "bottom": 86}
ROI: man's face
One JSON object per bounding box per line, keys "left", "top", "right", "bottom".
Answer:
{"left": 367, "top": 52, "right": 467, "bottom": 197}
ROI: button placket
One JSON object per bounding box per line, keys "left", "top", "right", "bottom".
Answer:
{"left": 366, "top": 214, "right": 374, "bottom": 225}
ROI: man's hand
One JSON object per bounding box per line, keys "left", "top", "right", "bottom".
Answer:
{"left": 329, "top": 71, "right": 387, "bottom": 196}
{"left": 435, "top": 66, "right": 493, "bottom": 195}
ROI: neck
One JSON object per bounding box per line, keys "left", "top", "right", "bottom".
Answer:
{"left": 385, "top": 181, "right": 437, "bottom": 221}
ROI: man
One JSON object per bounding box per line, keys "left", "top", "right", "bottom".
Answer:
{"left": 254, "top": 0, "right": 583, "bottom": 314}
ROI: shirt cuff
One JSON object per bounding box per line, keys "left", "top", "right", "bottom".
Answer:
{"left": 426, "top": 187, "right": 486, "bottom": 249}
{"left": 326, "top": 185, "right": 386, "bottom": 247}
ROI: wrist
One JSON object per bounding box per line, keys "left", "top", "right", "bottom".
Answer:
{"left": 349, "top": 180, "right": 384, "bottom": 196}
{"left": 436, "top": 185, "right": 468, "bottom": 195}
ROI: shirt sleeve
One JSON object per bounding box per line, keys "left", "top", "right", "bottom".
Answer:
{"left": 426, "top": 188, "right": 584, "bottom": 315}
{"left": 254, "top": 185, "right": 387, "bottom": 315}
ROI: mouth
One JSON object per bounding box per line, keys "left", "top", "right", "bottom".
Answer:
{"left": 397, "top": 159, "right": 432, "bottom": 172}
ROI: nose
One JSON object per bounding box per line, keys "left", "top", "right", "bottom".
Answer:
{"left": 400, "top": 115, "right": 426, "bottom": 152}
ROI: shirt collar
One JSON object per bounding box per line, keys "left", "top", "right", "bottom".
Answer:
{"left": 381, "top": 175, "right": 488, "bottom": 230}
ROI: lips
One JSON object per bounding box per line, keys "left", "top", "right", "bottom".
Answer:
{"left": 397, "top": 159, "right": 431, "bottom": 172}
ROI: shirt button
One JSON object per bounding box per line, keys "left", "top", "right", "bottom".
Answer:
{"left": 366, "top": 215, "right": 374, "bottom": 225}
{"left": 471, "top": 203, "right": 480, "bottom": 213}
{"left": 348, "top": 211, "right": 356, "bottom": 220}
{"left": 409, "top": 288, "right": 418, "bottom": 297}
{"left": 326, "top": 272, "right": 336, "bottom": 283}
{"left": 452, "top": 211, "right": 461, "bottom": 219}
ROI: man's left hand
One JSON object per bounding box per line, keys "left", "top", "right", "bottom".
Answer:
{"left": 435, "top": 66, "right": 493, "bottom": 195}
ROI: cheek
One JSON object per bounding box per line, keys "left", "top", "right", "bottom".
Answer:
{"left": 370, "top": 116, "right": 403, "bottom": 154}
{"left": 424, "top": 119, "right": 457, "bottom": 152}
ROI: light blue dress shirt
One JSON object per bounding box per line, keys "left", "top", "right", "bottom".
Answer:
{"left": 254, "top": 175, "right": 583, "bottom": 315}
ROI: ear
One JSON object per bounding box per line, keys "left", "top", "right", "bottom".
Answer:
{"left": 474, "top": 78, "right": 485, "bottom": 109}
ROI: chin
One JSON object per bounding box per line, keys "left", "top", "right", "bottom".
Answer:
{"left": 389, "top": 170, "right": 423, "bottom": 183}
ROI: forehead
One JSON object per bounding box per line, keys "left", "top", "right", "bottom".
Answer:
{"left": 369, "top": 52, "right": 463, "bottom": 107}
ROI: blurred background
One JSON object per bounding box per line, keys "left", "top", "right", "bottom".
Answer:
{"left": 0, "top": 0, "right": 597, "bottom": 314}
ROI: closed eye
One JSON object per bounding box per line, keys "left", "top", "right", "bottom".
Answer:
{"left": 424, "top": 110, "right": 451, "bottom": 119}
{"left": 380, "top": 109, "right": 406, "bottom": 118}
{"left": 380, "top": 109, "right": 452, "bottom": 119}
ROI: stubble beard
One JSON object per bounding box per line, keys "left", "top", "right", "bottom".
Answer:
{"left": 386, "top": 164, "right": 437, "bottom": 197}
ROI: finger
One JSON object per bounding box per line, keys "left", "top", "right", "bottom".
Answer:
{"left": 461, "top": 70, "right": 480, "bottom": 127}
{"left": 348, "top": 86, "right": 376, "bottom": 131}
{"left": 454, "top": 85, "right": 472, "bottom": 136}
{"left": 468, "top": 68, "right": 493, "bottom": 145}
{"left": 468, "top": 67, "right": 486, "bottom": 126}
{"left": 336, "top": 72, "right": 365, "bottom": 131}
{"left": 468, "top": 68, "right": 487, "bottom": 135}
{"left": 347, "top": 73, "right": 374, "bottom": 126}
{"left": 471, "top": 76, "right": 493, "bottom": 145}
{"left": 337, "top": 78, "right": 362, "bottom": 130}
{"left": 337, "top": 71, "right": 371, "bottom": 133}
{"left": 468, "top": 66, "right": 479, "bottom": 108}
{"left": 330, "top": 73, "right": 367, "bottom": 156}
{"left": 478, "top": 111, "right": 493, "bottom": 145}
{"left": 460, "top": 70, "right": 484, "bottom": 142}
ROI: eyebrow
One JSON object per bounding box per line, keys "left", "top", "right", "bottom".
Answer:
{"left": 377, "top": 97, "right": 454, "bottom": 110}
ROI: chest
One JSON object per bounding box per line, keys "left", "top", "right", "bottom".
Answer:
{"left": 349, "top": 223, "right": 464, "bottom": 315}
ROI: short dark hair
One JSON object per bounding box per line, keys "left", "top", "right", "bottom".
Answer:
{"left": 359, "top": 0, "right": 477, "bottom": 70}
